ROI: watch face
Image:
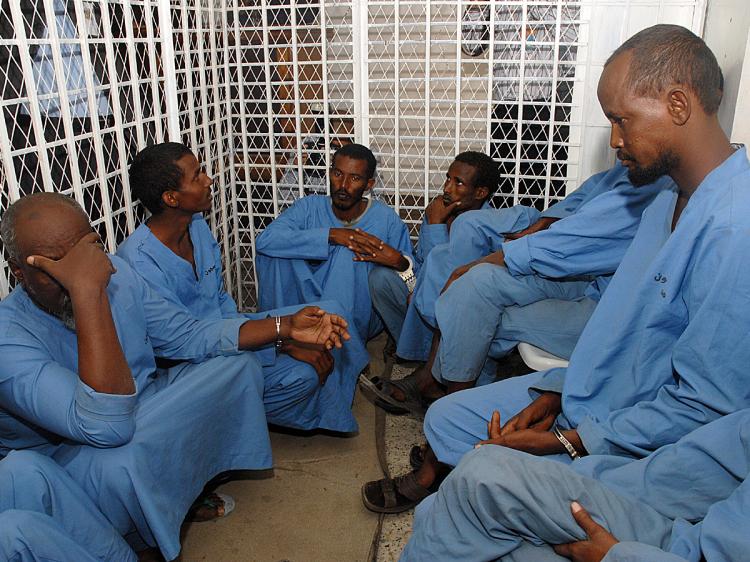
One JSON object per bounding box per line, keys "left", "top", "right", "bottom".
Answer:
{"left": 461, "top": 5, "right": 490, "bottom": 57}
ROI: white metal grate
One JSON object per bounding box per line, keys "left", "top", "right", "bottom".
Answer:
{"left": 1, "top": 0, "right": 707, "bottom": 309}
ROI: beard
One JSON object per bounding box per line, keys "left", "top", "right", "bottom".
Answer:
{"left": 626, "top": 149, "right": 679, "bottom": 187}
{"left": 54, "top": 294, "right": 76, "bottom": 331}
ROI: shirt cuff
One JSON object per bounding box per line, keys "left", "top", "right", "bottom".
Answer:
{"left": 222, "top": 318, "right": 248, "bottom": 354}
{"left": 502, "top": 236, "right": 534, "bottom": 276}
{"left": 576, "top": 416, "right": 612, "bottom": 456}
{"left": 75, "top": 380, "right": 137, "bottom": 420}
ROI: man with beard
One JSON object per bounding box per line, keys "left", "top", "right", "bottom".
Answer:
{"left": 256, "top": 143, "right": 414, "bottom": 344}
{"left": 366, "top": 151, "right": 497, "bottom": 361}
{"left": 362, "top": 24, "right": 750, "bottom": 515}
{"left": 0, "top": 193, "right": 350, "bottom": 559}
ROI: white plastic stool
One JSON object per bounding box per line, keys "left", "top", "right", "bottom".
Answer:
{"left": 517, "top": 342, "right": 569, "bottom": 371}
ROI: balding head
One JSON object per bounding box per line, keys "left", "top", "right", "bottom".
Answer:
{"left": 2, "top": 193, "right": 90, "bottom": 264}
{"left": 605, "top": 24, "right": 723, "bottom": 115}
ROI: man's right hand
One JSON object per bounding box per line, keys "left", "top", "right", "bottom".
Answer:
{"left": 553, "top": 502, "right": 619, "bottom": 562}
{"left": 500, "top": 392, "right": 562, "bottom": 436}
{"left": 425, "top": 195, "right": 462, "bottom": 224}
{"left": 441, "top": 250, "right": 506, "bottom": 294}
{"left": 27, "top": 231, "right": 115, "bottom": 294}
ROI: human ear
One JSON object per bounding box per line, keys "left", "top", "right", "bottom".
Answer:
{"left": 367, "top": 177, "right": 376, "bottom": 191}
{"left": 667, "top": 88, "right": 690, "bottom": 126}
{"left": 161, "top": 190, "right": 180, "bottom": 209}
{"left": 475, "top": 186, "right": 489, "bottom": 201}
{"left": 9, "top": 259, "right": 24, "bottom": 283}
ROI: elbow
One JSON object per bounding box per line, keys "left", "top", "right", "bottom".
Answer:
{"left": 78, "top": 419, "right": 136, "bottom": 448}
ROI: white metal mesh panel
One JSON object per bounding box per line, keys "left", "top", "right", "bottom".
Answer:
{"left": 0, "top": 0, "right": 708, "bottom": 308}
{"left": 0, "top": 0, "right": 168, "bottom": 295}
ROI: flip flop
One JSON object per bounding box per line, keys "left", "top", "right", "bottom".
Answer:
{"left": 361, "top": 472, "right": 434, "bottom": 514}
{"left": 186, "top": 492, "right": 236, "bottom": 522}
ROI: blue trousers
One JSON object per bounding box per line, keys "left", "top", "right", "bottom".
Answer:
{"left": 401, "top": 446, "right": 674, "bottom": 562}
{"left": 424, "top": 371, "right": 571, "bottom": 467}
{"left": 434, "top": 263, "right": 595, "bottom": 383}
{"left": 369, "top": 266, "right": 434, "bottom": 361}
{"left": 0, "top": 450, "right": 136, "bottom": 562}
{"left": 260, "top": 299, "right": 371, "bottom": 432}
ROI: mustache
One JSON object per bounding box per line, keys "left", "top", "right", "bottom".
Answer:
{"left": 617, "top": 150, "right": 633, "bottom": 162}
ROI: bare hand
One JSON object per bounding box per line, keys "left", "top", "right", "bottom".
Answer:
{"left": 288, "top": 306, "right": 350, "bottom": 350}
{"left": 553, "top": 502, "right": 619, "bottom": 562}
{"left": 475, "top": 410, "right": 563, "bottom": 455}
{"left": 500, "top": 392, "right": 561, "bottom": 436}
{"left": 441, "top": 260, "right": 480, "bottom": 294}
{"left": 425, "top": 195, "right": 462, "bottom": 224}
{"left": 503, "top": 217, "right": 559, "bottom": 241}
{"left": 347, "top": 229, "right": 407, "bottom": 269}
{"left": 441, "top": 251, "right": 506, "bottom": 293}
{"left": 27, "top": 232, "right": 115, "bottom": 293}
{"left": 282, "top": 341, "right": 334, "bottom": 385}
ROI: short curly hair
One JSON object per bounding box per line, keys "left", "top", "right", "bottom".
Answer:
{"left": 129, "top": 142, "right": 194, "bottom": 215}
{"left": 454, "top": 151, "right": 500, "bottom": 197}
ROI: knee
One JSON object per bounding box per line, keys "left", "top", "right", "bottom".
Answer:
{"left": 0, "top": 451, "right": 55, "bottom": 488}
{"left": 424, "top": 393, "right": 463, "bottom": 443}
{"left": 0, "top": 509, "right": 39, "bottom": 533}
{"left": 368, "top": 267, "right": 402, "bottom": 302}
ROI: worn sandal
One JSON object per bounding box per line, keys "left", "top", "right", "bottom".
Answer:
{"left": 409, "top": 444, "right": 427, "bottom": 471}
{"left": 361, "top": 472, "right": 435, "bottom": 514}
{"left": 186, "top": 492, "right": 236, "bottom": 522}
{"left": 359, "top": 373, "right": 435, "bottom": 418}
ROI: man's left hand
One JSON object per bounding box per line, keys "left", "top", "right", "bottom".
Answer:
{"left": 475, "top": 410, "right": 563, "bottom": 455}
{"left": 553, "top": 502, "right": 619, "bottom": 562}
{"left": 346, "top": 229, "right": 408, "bottom": 270}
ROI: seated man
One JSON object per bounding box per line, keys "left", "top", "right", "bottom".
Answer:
{"left": 367, "top": 151, "right": 497, "bottom": 356}
{"left": 363, "top": 24, "right": 750, "bottom": 513}
{"left": 255, "top": 143, "right": 414, "bottom": 343}
{"left": 401, "top": 408, "right": 750, "bottom": 561}
{"left": 117, "top": 142, "right": 370, "bottom": 433}
{"left": 0, "top": 450, "right": 137, "bottom": 561}
{"left": 0, "top": 193, "right": 349, "bottom": 559}
{"left": 368, "top": 160, "right": 668, "bottom": 415}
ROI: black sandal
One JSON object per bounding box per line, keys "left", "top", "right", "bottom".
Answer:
{"left": 361, "top": 472, "right": 435, "bottom": 514}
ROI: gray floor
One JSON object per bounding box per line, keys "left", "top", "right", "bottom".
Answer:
{"left": 177, "top": 337, "right": 388, "bottom": 562}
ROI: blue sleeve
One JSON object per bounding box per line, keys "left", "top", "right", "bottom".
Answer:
{"left": 503, "top": 182, "right": 660, "bottom": 278}
{"left": 669, "top": 476, "right": 750, "bottom": 562}
{"left": 577, "top": 225, "right": 750, "bottom": 457}
{"left": 389, "top": 212, "right": 416, "bottom": 261}
{"left": 0, "top": 336, "right": 136, "bottom": 448}
{"left": 415, "top": 219, "right": 449, "bottom": 269}
{"left": 132, "top": 269, "right": 247, "bottom": 360}
{"left": 602, "top": 543, "right": 687, "bottom": 562}
{"left": 209, "top": 233, "right": 243, "bottom": 319}
{"left": 540, "top": 170, "right": 609, "bottom": 218}
{"left": 255, "top": 197, "right": 332, "bottom": 260}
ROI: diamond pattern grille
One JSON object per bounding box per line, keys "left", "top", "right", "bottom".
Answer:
{"left": 1, "top": 1, "right": 705, "bottom": 306}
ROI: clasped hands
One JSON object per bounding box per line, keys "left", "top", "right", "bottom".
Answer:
{"left": 474, "top": 392, "right": 568, "bottom": 455}
{"left": 329, "top": 228, "right": 407, "bottom": 270}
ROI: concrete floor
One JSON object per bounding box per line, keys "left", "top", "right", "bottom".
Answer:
{"left": 177, "top": 338, "right": 386, "bottom": 562}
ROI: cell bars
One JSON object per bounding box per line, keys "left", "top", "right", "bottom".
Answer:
{"left": 1, "top": 1, "right": 706, "bottom": 309}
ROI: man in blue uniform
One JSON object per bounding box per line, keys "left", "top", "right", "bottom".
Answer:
{"left": 362, "top": 24, "right": 750, "bottom": 514}
{"left": 118, "top": 142, "right": 370, "bottom": 432}
{"left": 255, "top": 143, "right": 414, "bottom": 343}
{"left": 0, "top": 193, "right": 349, "bottom": 559}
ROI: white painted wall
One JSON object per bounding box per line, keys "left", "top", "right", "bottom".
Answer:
{"left": 731, "top": 31, "right": 750, "bottom": 145}
{"left": 703, "top": 0, "right": 750, "bottom": 140}
{"left": 570, "top": 1, "right": 707, "bottom": 192}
